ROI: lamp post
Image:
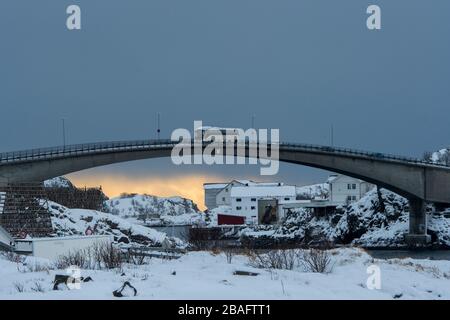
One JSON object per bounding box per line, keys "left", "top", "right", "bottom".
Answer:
{"left": 157, "top": 112, "right": 161, "bottom": 140}
{"left": 62, "top": 118, "right": 66, "bottom": 149}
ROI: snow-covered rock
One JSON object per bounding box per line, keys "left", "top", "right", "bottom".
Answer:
{"left": 43, "top": 177, "right": 74, "bottom": 189}
{"left": 240, "top": 189, "right": 450, "bottom": 248}
{"left": 47, "top": 201, "right": 185, "bottom": 248}
{"left": 103, "top": 194, "right": 202, "bottom": 226}
{"left": 296, "top": 183, "right": 329, "bottom": 200}
{"left": 429, "top": 148, "right": 450, "bottom": 165}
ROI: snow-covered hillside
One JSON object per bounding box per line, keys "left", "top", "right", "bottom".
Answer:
{"left": 103, "top": 194, "right": 202, "bottom": 226}
{"left": 241, "top": 189, "right": 450, "bottom": 248}
{"left": 47, "top": 202, "right": 185, "bottom": 248}
{"left": 1, "top": 248, "right": 450, "bottom": 299}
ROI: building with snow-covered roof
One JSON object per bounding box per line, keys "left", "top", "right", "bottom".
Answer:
{"left": 327, "top": 174, "right": 374, "bottom": 205}
{"left": 203, "top": 183, "right": 229, "bottom": 210}
{"left": 229, "top": 185, "right": 296, "bottom": 225}
{"left": 204, "top": 180, "right": 284, "bottom": 210}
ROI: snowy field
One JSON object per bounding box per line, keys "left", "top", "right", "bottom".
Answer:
{"left": 1, "top": 248, "right": 450, "bottom": 300}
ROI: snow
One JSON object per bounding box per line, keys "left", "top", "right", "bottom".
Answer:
{"left": 207, "top": 206, "right": 234, "bottom": 226}
{"left": 1, "top": 248, "right": 450, "bottom": 299}
{"left": 239, "top": 188, "right": 450, "bottom": 248}
{"left": 237, "top": 180, "right": 282, "bottom": 186}
{"left": 43, "top": 177, "right": 74, "bottom": 189}
{"left": 231, "top": 185, "right": 296, "bottom": 198}
{"left": 0, "top": 191, "right": 5, "bottom": 213}
{"left": 203, "top": 183, "right": 228, "bottom": 190}
{"left": 295, "top": 183, "right": 329, "bottom": 200}
{"left": 430, "top": 148, "right": 449, "bottom": 164}
{"left": 204, "top": 180, "right": 283, "bottom": 191}
{"left": 47, "top": 201, "right": 185, "bottom": 248}
{"left": 103, "top": 194, "right": 202, "bottom": 226}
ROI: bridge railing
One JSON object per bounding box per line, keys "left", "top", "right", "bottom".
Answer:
{"left": 278, "top": 142, "right": 437, "bottom": 166}
{"left": 0, "top": 139, "right": 174, "bottom": 164}
{"left": 0, "top": 139, "right": 446, "bottom": 168}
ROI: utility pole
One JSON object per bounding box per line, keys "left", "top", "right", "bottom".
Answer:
{"left": 157, "top": 112, "right": 161, "bottom": 140}
{"left": 62, "top": 118, "right": 66, "bottom": 148}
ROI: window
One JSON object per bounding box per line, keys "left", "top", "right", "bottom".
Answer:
{"left": 222, "top": 197, "right": 225, "bottom": 202}
{"left": 236, "top": 206, "right": 242, "bottom": 210}
{"left": 251, "top": 198, "right": 257, "bottom": 202}
{"left": 352, "top": 184, "right": 357, "bottom": 190}
{"left": 251, "top": 206, "right": 256, "bottom": 210}
{"left": 236, "top": 198, "right": 242, "bottom": 202}
{"left": 284, "top": 197, "right": 291, "bottom": 201}
{"left": 347, "top": 184, "right": 351, "bottom": 190}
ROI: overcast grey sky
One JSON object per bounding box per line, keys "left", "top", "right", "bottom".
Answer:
{"left": 1, "top": 0, "right": 450, "bottom": 195}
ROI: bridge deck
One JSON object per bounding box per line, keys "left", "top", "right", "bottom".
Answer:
{"left": 0, "top": 139, "right": 446, "bottom": 168}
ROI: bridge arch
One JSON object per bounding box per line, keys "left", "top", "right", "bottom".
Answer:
{"left": 1, "top": 140, "right": 449, "bottom": 202}
{"left": 1, "top": 139, "right": 450, "bottom": 244}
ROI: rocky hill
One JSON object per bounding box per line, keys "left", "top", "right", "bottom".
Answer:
{"left": 241, "top": 189, "right": 450, "bottom": 248}
{"left": 47, "top": 201, "right": 185, "bottom": 248}
{"left": 103, "top": 193, "right": 202, "bottom": 226}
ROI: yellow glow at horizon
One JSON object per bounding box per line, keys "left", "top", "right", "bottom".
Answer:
{"left": 67, "top": 174, "right": 231, "bottom": 211}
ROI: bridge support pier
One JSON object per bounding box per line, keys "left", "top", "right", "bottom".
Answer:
{"left": 404, "top": 198, "right": 431, "bottom": 246}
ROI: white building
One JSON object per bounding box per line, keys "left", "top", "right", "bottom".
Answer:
{"left": 230, "top": 185, "right": 296, "bottom": 224}
{"left": 327, "top": 174, "right": 374, "bottom": 205}
{"left": 14, "top": 235, "right": 113, "bottom": 260}
{"left": 204, "top": 180, "right": 282, "bottom": 210}
{"left": 204, "top": 175, "right": 375, "bottom": 225}
{"left": 203, "top": 183, "right": 229, "bottom": 210}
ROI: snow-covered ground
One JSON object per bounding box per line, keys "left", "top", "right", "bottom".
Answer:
{"left": 1, "top": 248, "right": 449, "bottom": 299}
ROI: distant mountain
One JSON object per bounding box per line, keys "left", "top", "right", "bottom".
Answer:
{"left": 103, "top": 193, "right": 203, "bottom": 226}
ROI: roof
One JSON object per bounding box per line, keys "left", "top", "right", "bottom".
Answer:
{"left": 204, "top": 180, "right": 283, "bottom": 191}
{"left": 327, "top": 174, "right": 366, "bottom": 184}
{"left": 15, "top": 234, "right": 113, "bottom": 242}
{"left": 234, "top": 180, "right": 282, "bottom": 186}
{"left": 231, "top": 185, "right": 296, "bottom": 198}
{"left": 326, "top": 174, "right": 339, "bottom": 183}
{"left": 203, "top": 183, "right": 228, "bottom": 190}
